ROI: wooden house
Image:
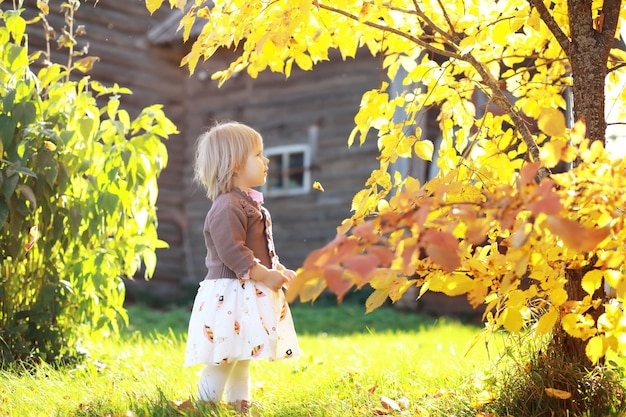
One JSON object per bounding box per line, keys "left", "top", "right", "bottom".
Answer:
{"left": 9, "top": 0, "right": 480, "bottom": 318}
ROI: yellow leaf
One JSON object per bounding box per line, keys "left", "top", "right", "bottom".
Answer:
{"left": 312, "top": 181, "right": 324, "bottom": 192}
{"left": 470, "top": 390, "right": 497, "bottom": 408}
{"left": 294, "top": 52, "right": 313, "bottom": 71}
{"left": 539, "top": 140, "right": 566, "bottom": 168}
{"left": 582, "top": 269, "right": 603, "bottom": 295}
{"left": 146, "top": 0, "right": 165, "bottom": 14}
{"left": 535, "top": 306, "right": 557, "bottom": 336}
{"left": 491, "top": 20, "right": 510, "bottom": 46}
{"left": 538, "top": 108, "right": 566, "bottom": 137}
{"left": 414, "top": 139, "right": 434, "bottom": 161}
{"left": 544, "top": 388, "right": 572, "bottom": 400}
{"left": 586, "top": 336, "right": 606, "bottom": 364}
{"left": 73, "top": 56, "right": 100, "bottom": 73}
{"left": 37, "top": 0, "right": 49, "bottom": 15}
{"left": 501, "top": 306, "right": 524, "bottom": 333}
{"left": 569, "top": 119, "right": 587, "bottom": 144}
{"left": 43, "top": 140, "right": 57, "bottom": 151}
{"left": 365, "top": 288, "right": 389, "bottom": 313}
{"left": 550, "top": 287, "right": 568, "bottom": 306}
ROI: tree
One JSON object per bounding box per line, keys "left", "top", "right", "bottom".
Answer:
{"left": 0, "top": 1, "right": 177, "bottom": 366}
{"left": 147, "top": 0, "right": 626, "bottom": 412}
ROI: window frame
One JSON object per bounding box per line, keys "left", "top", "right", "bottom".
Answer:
{"left": 262, "top": 144, "right": 311, "bottom": 197}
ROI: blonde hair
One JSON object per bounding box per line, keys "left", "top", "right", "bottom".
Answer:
{"left": 193, "top": 121, "right": 262, "bottom": 200}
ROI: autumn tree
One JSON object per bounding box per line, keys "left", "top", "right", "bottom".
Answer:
{"left": 147, "top": 0, "right": 626, "bottom": 412}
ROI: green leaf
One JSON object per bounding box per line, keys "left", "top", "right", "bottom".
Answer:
{"left": 142, "top": 249, "right": 157, "bottom": 278}
{"left": 101, "top": 191, "right": 119, "bottom": 215}
{"left": 4, "top": 11, "right": 26, "bottom": 45}
{"left": 12, "top": 101, "right": 37, "bottom": 126}
{"left": 2, "top": 172, "right": 18, "bottom": 199}
{"left": 78, "top": 116, "right": 96, "bottom": 141}
{"left": 3, "top": 88, "right": 16, "bottom": 112}
{"left": 0, "top": 115, "right": 17, "bottom": 150}
{"left": 17, "top": 183, "right": 37, "bottom": 211}
{"left": 0, "top": 198, "right": 9, "bottom": 229}
{"left": 3, "top": 43, "right": 28, "bottom": 71}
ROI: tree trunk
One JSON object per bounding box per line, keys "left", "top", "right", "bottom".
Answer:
{"left": 549, "top": 0, "right": 620, "bottom": 365}
{"left": 550, "top": 265, "right": 604, "bottom": 367}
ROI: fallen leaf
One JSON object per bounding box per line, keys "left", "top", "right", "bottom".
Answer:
{"left": 170, "top": 399, "right": 195, "bottom": 410}
{"left": 313, "top": 181, "right": 324, "bottom": 191}
{"left": 545, "top": 387, "right": 572, "bottom": 400}
{"left": 380, "top": 395, "right": 401, "bottom": 411}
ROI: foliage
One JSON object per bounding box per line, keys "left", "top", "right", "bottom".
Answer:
{"left": 0, "top": 0, "right": 177, "bottom": 367}
{"left": 145, "top": 0, "right": 626, "bottom": 367}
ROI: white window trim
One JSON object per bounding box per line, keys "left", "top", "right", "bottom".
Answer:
{"left": 262, "top": 144, "right": 311, "bottom": 196}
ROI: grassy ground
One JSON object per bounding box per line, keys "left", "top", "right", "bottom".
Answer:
{"left": 0, "top": 301, "right": 514, "bottom": 416}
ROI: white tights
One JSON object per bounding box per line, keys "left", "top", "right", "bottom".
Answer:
{"left": 197, "top": 360, "right": 251, "bottom": 403}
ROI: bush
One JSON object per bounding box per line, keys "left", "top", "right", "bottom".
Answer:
{"left": 0, "top": 1, "right": 177, "bottom": 367}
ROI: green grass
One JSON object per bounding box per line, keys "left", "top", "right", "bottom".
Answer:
{"left": 0, "top": 302, "right": 518, "bottom": 416}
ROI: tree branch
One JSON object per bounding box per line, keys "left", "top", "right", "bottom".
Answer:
{"left": 528, "top": 0, "right": 571, "bottom": 56}
{"left": 318, "top": 3, "right": 463, "bottom": 61}
{"left": 319, "top": 1, "right": 548, "bottom": 180}
{"left": 598, "top": 0, "right": 622, "bottom": 55}
{"left": 462, "top": 52, "right": 549, "bottom": 179}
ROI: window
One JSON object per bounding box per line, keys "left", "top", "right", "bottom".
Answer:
{"left": 262, "top": 144, "right": 311, "bottom": 196}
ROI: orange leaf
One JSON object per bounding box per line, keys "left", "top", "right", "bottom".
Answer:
{"left": 343, "top": 254, "right": 379, "bottom": 284}
{"left": 367, "top": 245, "right": 394, "bottom": 266}
{"left": 545, "top": 216, "right": 609, "bottom": 252}
{"left": 324, "top": 265, "right": 352, "bottom": 302}
{"left": 527, "top": 180, "right": 561, "bottom": 216}
{"left": 171, "top": 399, "right": 195, "bottom": 411}
{"left": 426, "top": 245, "right": 461, "bottom": 272}
{"left": 518, "top": 162, "right": 540, "bottom": 187}
{"left": 422, "top": 229, "right": 461, "bottom": 271}
{"left": 380, "top": 395, "right": 401, "bottom": 411}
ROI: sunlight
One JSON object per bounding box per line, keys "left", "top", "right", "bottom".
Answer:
{"left": 604, "top": 30, "right": 626, "bottom": 158}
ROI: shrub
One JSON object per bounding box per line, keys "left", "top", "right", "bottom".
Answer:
{"left": 0, "top": 1, "right": 177, "bottom": 367}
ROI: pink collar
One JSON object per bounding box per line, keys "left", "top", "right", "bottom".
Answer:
{"left": 248, "top": 188, "right": 264, "bottom": 204}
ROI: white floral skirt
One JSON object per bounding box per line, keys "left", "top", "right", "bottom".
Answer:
{"left": 184, "top": 278, "right": 299, "bottom": 367}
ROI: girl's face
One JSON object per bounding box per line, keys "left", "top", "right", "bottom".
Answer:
{"left": 234, "top": 138, "right": 269, "bottom": 190}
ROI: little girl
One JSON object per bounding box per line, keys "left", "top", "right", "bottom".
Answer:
{"left": 184, "top": 121, "right": 300, "bottom": 414}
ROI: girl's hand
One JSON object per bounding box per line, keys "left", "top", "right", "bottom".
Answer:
{"left": 249, "top": 264, "right": 287, "bottom": 291}
{"left": 263, "top": 270, "right": 288, "bottom": 291}
{"left": 281, "top": 268, "right": 296, "bottom": 289}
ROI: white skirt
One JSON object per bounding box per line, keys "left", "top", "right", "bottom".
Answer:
{"left": 184, "top": 278, "right": 299, "bottom": 367}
